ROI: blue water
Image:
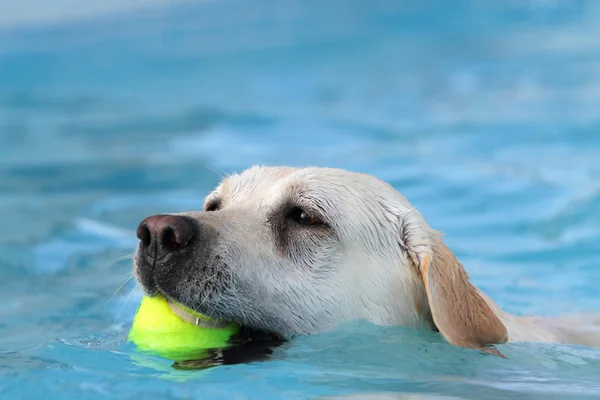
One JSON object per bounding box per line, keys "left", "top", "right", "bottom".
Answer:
{"left": 2, "top": 0, "right": 600, "bottom": 398}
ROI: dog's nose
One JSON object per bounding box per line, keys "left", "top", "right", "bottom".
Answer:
{"left": 136, "top": 214, "right": 196, "bottom": 257}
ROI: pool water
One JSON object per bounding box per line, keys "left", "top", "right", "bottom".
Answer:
{"left": 2, "top": 1, "right": 600, "bottom": 398}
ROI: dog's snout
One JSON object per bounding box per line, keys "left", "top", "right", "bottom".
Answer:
{"left": 137, "top": 214, "right": 196, "bottom": 257}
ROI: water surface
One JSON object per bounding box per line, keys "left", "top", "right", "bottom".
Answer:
{"left": 1, "top": 1, "right": 600, "bottom": 399}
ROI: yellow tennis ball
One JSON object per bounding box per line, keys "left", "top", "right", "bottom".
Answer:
{"left": 128, "top": 295, "right": 239, "bottom": 361}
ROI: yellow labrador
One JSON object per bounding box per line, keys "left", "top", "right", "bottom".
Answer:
{"left": 133, "top": 166, "right": 599, "bottom": 356}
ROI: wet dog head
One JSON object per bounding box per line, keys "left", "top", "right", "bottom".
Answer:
{"left": 134, "top": 166, "right": 507, "bottom": 350}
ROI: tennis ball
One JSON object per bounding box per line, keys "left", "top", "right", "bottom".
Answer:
{"left": 128, "top": 295, "right": 239, "bottom": 361}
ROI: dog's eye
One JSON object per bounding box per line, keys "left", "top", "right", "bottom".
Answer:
{"left": 205, "top": 200, "right": 221, "bottom": 212}
{"left": 288, "top": 207, "right": 322, "bottom": 225}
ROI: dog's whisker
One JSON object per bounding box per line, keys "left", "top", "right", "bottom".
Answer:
{"left": 205, "top": 282, "right": 226, "bottom": 322}
{"left": 197, "top": 277, "right": 216, "bottom": 317}
{"left": 113, "top": 284, "right": 141, "bottom": 325}
{"left": 93, "top": 254, "right": 135, "bottom": 276}
{"left": 208, "top": 296, "right": 222, "bottom": 322}
{"left": 202, "top": 165, "right": 227, "bottom": 180}
{"left": 200, "top": 273, "right": 217, "bottom": 318}
{"left": 103, "top": 274, "right": 134, "bottom": 315}
{"left": 228, "top": 281, "right": 247, "bottom": 325}
{"left": 232, "top": 294, "right": 247, "bottom": 326}
{"left": 200, "top": 274, "right": 217, "bottom": 285}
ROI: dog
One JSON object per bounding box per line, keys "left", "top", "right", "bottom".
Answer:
{"left": 133, "top": 166, "right": 600, "bottom": 359}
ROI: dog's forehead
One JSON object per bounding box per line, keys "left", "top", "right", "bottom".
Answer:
{"left": 214, "top": 165, "right": 423, "bottom": 244}
{"left": 219, "top": 166, "right": 397, "bottom": 206}
{"left": 219, "top": 166, "right": 296, "bottom": 203}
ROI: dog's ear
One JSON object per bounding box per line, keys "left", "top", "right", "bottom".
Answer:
{"left": 400, "top": 219, "right": 508, "bottom": 351}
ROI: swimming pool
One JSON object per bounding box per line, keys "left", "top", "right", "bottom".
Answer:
{"left": 2, "top": 1, "right": 600, "bottom": 398}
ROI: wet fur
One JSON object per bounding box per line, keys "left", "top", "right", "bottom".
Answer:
{"left": 134, "top": 166, "right": 600, "bottom": 354}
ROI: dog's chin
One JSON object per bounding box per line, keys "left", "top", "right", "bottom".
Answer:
{"left": 148, "top": 287, "right": 287, "bottom": 368}
{"left": 146, "top": 285, "right": 285, "bottom": 345}
{"left": 134, "top": 258, "right": 279, "bottom": 340}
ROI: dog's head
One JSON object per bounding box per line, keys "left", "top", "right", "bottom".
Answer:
{"left": 134, "top": 166, "right": 507, "bottom": 350}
